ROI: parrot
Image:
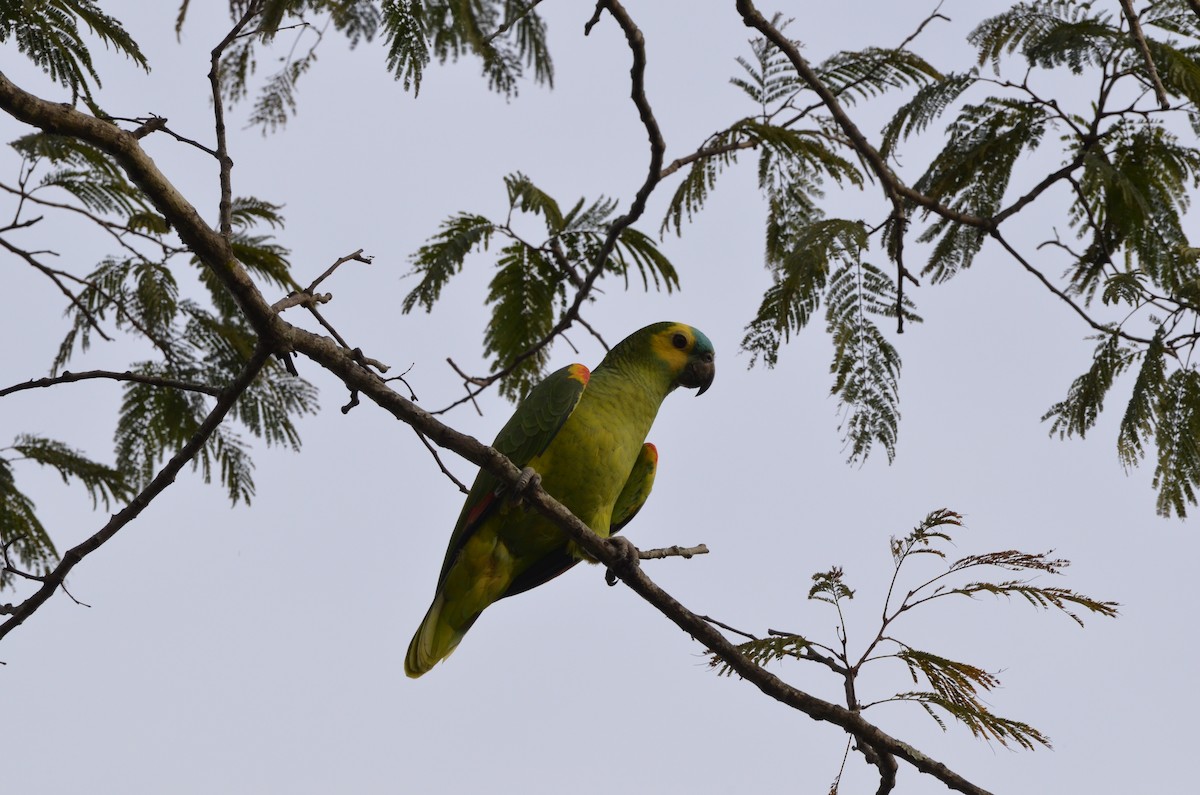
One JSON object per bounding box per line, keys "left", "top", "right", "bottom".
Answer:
{"left": 405, "top": 321, "right": 715, "bottom": 677}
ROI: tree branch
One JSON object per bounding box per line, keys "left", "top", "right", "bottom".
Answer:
{"left": 0, "top": 369, "right": 222, "bottom": 398}
{"left": 209, "top": 3, "right": 262, "bottom": 239}
{"left": 1118, "top": 0, "right": 1170, "bottom": 110}
{"left": 0, "top": 63, "right": 992, "bottom": 795}
{"left": 0, "top": 346, "right": 270, "bottom": 641}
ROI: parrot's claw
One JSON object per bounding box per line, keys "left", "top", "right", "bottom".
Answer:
{"left": 604, "top": 536, "right": 641, "bottom": 586}
{"left": 512, "top": 467, "right": 542, "bottom": 504}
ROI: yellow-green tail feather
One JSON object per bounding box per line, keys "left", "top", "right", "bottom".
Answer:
{"left": 405, "top": 592, "right": 467, "bottom": 678}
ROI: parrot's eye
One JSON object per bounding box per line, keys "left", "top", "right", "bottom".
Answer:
{"left": 672, "top": 333, "right": 688, "bottom": 349}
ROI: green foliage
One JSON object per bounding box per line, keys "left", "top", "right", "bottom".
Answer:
{"left": 809, "top": 566, "right": 854, "bottom": 605}
{"left": 404, "top": 173, "right": 677, "bottom": 400}
{"left": 705, "top": 508, "right": 1116, "bottom": 750}
{"left": 815, "top": 46, "right": 943, "bottom": 105}
{"left": 1152, "top": 367, "right": 1200, "bottom": 517}
{"left": 0, "top": 434, "right": 132, "bottom": 587}
{"left": 914, "top": 98, "right": 1048, "bottom": 282}
{"left": 1073, "top": 122, "right": 1200, "bottom": 298}
{"left": 826, "top": 260, "right": 916, "bottom": 464}
{"left": 709, "top": 633, "right": 814, "bottom": 678}
{"left": 0, "top": 0, "right": 148, "bottom": 101}
{"left": 404, "top": 213, "right": 497, "bottom": 313}
{"left": 1043, "top": 333, "right": 1135, "bottom": 441}
{"left": 1117, "top": 331, "right": 1167, "bottom": 470}
{"left": 9, "top": 434, "right": 131, "bottom": 509}
{"left": 0, "top": 456, "right": 54, "bottom": 589}
{"left": 483, "top": 242, "right": 562, "bottom": 400}
{"left": 880, "top": 72, "right": 976, "bottom": 159}
{"left": 112, "top": 308, "right": 318, "bottom": 506}
{"left": 12, "top": 133, "right": 149, "bottom": 216}
{"left": 970, "top": 1, "right": 1116, "bottom": 75}
{"left": 381, "top": 0, "right": 553, "bottom": 97}
{"left": 741, "top": 219, "right": 862, "bottom": 368}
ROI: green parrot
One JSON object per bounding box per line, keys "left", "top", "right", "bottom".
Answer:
{"left": 405, "top": 321, "right": 715, "bottom": 677}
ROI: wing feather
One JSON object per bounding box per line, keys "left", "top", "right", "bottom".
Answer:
{"left": 434, "top": 364, "right": 590, "bottom": 587}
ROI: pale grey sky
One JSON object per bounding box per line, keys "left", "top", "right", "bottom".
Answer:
{"left": 2, "top": 2, "right": 1194, "bottom": 793}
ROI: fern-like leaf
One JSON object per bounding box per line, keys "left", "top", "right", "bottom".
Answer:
{"left": 708, "top": 634, "right": 814, "bottom": 678}
{"left": 880, "top": 72, "right": 976, "bottom": 159}
{"left": 9, "top": 434, "right": 131, "bottom": 510}
{"left": 0, "top": 456, "right": 57, "bottom": 589}
{"left": 1042, "top": 333, "right": 1134, "bottom": 440}
{"left": 826, "top": 260, "right": 914, "bottom": 464}
{"left": 1118, "top": 330, "right": 1167, "bottom": 469}
{"left": 0, "top": 0, "right": 148, "bottom": 100}
{"left": 1152, "top": 367, "right": 1200, "bottom": 517}
{"left": 970, "top": 1, "right": 1115, "bottom": 75}
{"left": 403, "top": 213, "right": 496, "bottom": 313}
{"left": 816, "top": 46, "right": 943, "bottom": 106}
{"left": 483, "top": 242, "right": 564, "bottom": 400}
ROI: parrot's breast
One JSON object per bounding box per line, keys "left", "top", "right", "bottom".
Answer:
{"left": 510, "top": 366, "right": 665, "bottom": 556}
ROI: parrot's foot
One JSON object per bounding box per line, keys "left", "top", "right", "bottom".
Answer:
{"left": 512, "top": 467, "right": 542, "bottom": 503}
{"left": 604, "top": 536, "right": 640, "bottom": 586}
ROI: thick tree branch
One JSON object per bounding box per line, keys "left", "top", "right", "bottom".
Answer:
{"left": 0, "top": 64, "right": 992, "bottom": 795}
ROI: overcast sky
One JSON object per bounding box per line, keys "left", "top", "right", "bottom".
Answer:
{"left": 3, "top": 2, "right": 1196, "bottom": 793}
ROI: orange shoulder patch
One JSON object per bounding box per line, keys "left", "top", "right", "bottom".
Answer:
{"left": 567, "top": 363, "right": 591, "bottom": 385}
{"left": 643, "top": 442, "right": 658, "bottom": 462}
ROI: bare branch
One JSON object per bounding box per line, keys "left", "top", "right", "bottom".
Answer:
{"left": 1119, "top": 0, "right": 1170, "bottom": 110}
{"left": 638, "top": 543, "right": 709, "bottom": 560}
{"left": 413, "top": 428, "right": 469, "bottom": 494}
{"left": 0, "top": 369, "right": 222, "bottom": 398}
{"left": 305, "top": 248, "right": 373, "bottom": 293}
{"left": 209, "top": 3, "right": 262, "bottom": 239}
{"left": 989, "top": 229, "right": 1152, "bottom": 345}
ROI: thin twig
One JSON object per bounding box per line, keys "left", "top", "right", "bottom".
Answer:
{"left": 698, "top": 614, "right": 758, "bottom": 641}
{"left": 306, "top": 248, "right": 373, "bottom": 293}
{"left": 209, "top": 3, "right": 261, "bottom": 239}
{"left": 414, "top": 428, "right": 469, "bottom": 494}
{"left": 1, "top": 369, "right": 222, "bottom": 398}
{"left": 638, "top": 543, "right": 709, "bottom": 560}
{"left": 0, "top": 236, "right": 113, "bottom": 341}
{"left": 484, "top": 0, "right": 547, "bottom": 44}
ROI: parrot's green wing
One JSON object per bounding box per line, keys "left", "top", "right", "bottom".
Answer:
{"left": 435, "top": 363, "right": 591, "bottom": 588}
{"left": 610, "top": 442, "right": 658, "bottom": 533}
{"left": 500, "top": 442, "right": 658, "bottom": 599}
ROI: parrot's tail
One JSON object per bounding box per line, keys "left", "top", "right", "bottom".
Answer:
{"left": 405, "top": 592, "right": 469, "bottom": 678}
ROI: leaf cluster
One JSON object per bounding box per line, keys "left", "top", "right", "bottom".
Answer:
{"left": 403, "top": 173, "right": 677, "bottom": 400}
{"left": 0, "top": 435, "right": 131, "bottom": 588}
{"left": 0, "top": 0, "right": 148, "bottom": 103}
{"left": 706, "top": 508, "right": 1117, "bottom": 752}
{"left": 1, "top": 132, "right": 319, "bottom": 586}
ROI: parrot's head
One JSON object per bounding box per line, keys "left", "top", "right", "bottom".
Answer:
{"left": 637, "top": 322, "right": 716, "bottom": 396}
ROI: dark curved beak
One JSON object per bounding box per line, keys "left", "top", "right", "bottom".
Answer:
{"left": 680, "top": 353, "right": 715, "bottom": 396}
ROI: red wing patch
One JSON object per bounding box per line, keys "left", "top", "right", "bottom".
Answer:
{"left": 567, "top": 363, "right": 590, "bottom": 385}
{"left": 464, "top": 491, "right": 497, "bottom": 530}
